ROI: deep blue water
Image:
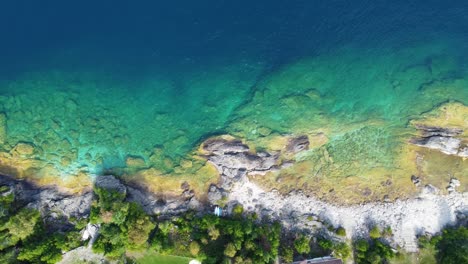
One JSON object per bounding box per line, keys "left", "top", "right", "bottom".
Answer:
{"left": 1, "top": 0, "right": 467, "bottom": 75}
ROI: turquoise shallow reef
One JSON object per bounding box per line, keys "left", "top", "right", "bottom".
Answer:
{"left": 0, "top": 1, "right": 467, "bottom": 192}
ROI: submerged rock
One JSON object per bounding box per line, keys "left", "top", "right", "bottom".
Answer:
{"left": 0, "top": 112, "right": 6, "bottom": 145}
{"left": 286, "top": 135, "right": 310, "bottom": 153}
{"left": 13, "top": 142, "right": 35, "bottom": 156}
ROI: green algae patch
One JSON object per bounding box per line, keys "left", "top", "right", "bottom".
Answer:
{"left": 124, "top": 157, "right": 219, "bottom": 200}
{"left": 411, "top": 102, "right": 468, "bottom": 138}
{"left": 225, "top": 44, "right": 468, "bottom": 203}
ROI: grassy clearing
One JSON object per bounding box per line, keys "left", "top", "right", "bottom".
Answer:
{"left": 136, "top": 253, "right": 192, "bottom": 264}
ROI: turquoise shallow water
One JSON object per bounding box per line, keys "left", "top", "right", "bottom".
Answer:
{"left": 0, "top": 1, "right": 467, "bottom": 178}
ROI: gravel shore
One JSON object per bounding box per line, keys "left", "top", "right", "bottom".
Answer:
{"left": 228, "top": 178, "right": 468, "bottom": 252}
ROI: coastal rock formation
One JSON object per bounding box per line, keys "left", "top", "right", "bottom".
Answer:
{"left": 228, "top": 177, "right": 468, "bottom": 252}
{"left": 286, "top": 135, "right": 310, "bottom": 153}
{"left": 126, "top": 184, "right": 202, "bottom": 215}
{"left": 202, "top": 138, "right": 280, "bottom": 189}
{"left": 95, "top": 175, "right": 127, "bottom": 195}
{"left": 0, "top": 175, "right": 93, "bottom": 227}
{"left": 411, "top": 125, "right": 467, "bottom": 157}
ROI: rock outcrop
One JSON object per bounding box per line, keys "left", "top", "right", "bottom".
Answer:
{"left": 126, "top": 184, "right": 202, "bottom": 215}
{"left": 286, "top": 135, "right": 310, "bottom": 153}
{"left": 0, "top": 175, "right": 93, "bottom": 229}
{"left": 202, "top": 138, "right": 280, "bottom": 190}
{"left": 411, "top": 125, "right": 467, "bottom": 157}
{"left": 95, "top": 175, "right": 127, "bottom": 195}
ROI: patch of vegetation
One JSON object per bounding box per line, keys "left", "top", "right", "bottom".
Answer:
{"left": 418, "top": 226, "right": 468, "bottom": 264}
{"left": 369, "top": 226, "right": 381, "bottom": 239}
{"left": 90, "top": 187, "right": 155, "bottom": 258}
{"left": 317, "top": 237, "right": 351, "bottom": 260}
{"left": 0, "top": 186, "right": 84, "bottom": 263}
{"left": 354, "top": 238, "right": 395, "bottom": 264}
{"left": 336, "top": 226, "right": 346, "bottom": 237}
{"left": 150, "top": 213, "right": 281, "bottom": 264}
{"left": 294, "top": 234, "right": 311, "bottom": 254}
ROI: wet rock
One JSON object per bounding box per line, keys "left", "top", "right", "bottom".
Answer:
{"left": 286, "top": 135, "right": 310, "bottom": 153}
{"left": 447, "top": 178, "right": 461, "bottom": 193}
{"left": 203, "top": 138, "right": 249, "bottom": 155}
{"left": 411, "top": 175, "right": 421, "bottom": 186}
{"left": 13, "top": 142, "right": 35, "bottom": 155}
{"left": 422, "top": 184, "right": 439, "bottom": 195}
{"left": 181, "top": 181, "right": 190, "bottom": 191}
{"left": 94, "top": 175, "right": 126, "bottom": 195}
{"left": 125, "top": 155, "right": 146, "bottom": 167}
{"left": 415, "top": 125, "right": 463, "bottom": 137}
{"left": 458, "top": 147, "right": 468, "bottom": 158}
{"left": 450, "top": 178, "right": 461, "bottom": 187}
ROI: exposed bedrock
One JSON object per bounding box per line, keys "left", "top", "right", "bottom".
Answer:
{"left": 202, "top": 138, "right": 281, "bottom": 190}
{"left": 0, "top": 175, "right": 93, "bottom": 229}
{"left": 286, "top": 135, "right": 310, "bottom": 153}
{"left": 94, "top": 175, "right": 203, "bottom": 216}
{"left": 411, "top": 125, "right": 467, "bottom": 157}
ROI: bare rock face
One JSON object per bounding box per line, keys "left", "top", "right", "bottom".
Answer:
{"left": 0, "top": 175, "right": 93, "bottom": 229}
{"left": 202, "top": 138, "right": 249, "bottom": 155}
{"left": 207, "top": 184, "right": 228, "bottom": 205}
{"left": 286, "top": 135, "right": 310, "bottom": 153}
{"left": 415, "top": 136, "right": 461, "bottom": 155}
{"left": 415, "top": 125, "right": 463, "bottom": 137}
{"left": 411, "top": 125, "right": 466, "bottom": 157}
{"left": 126, "top": 184, "right": 202, "bottom": 216}
{"left": 202, "top": 138, "right": 280, "bottom": 190}
{"left": 94, "top": 175, "right": 127, "bottom": 195}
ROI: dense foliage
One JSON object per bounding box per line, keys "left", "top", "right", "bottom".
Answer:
{"left": 2, "top": 181, "right": 466, "bottom": 264}
{"left": 0, "top": 185, "right": 84, "bottom": 263}
{"left": 149, "top": 212, "right": 281, "bottom": 264}
{"left": 90, "top": 186, "right": 156, "bottom": 258}
{"left": 419, "top": 226, "right": 468, "bottom": 264}
{"left": 354, "top": 238, "right": 395, "bottom": 264}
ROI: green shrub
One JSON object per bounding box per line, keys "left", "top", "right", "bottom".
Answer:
{"left": 281, "top": 246, "right": 294, "bottom": 263}
{"left": 333, "top": 242, "right": 350, "bottom": 260}
{"left": 318, "top": 238, "right": 333, "bottom": 250}
{"left": 434, "top": 226, "right": 468, "bottom": 264}
{"left": 369, "top": 226, "right": 381, "bottom": 239}
{"left": 354, "top": 238, "right": 395, "bottom": 264}
{"left": 5, "top": 208, "right": 40, "bottom": 242}
{"left": 224, "top": 242, "right": 237, "bottom": 258}
{"left": 17, "top": 234, "right": 63, "bottom": 264}
{"left": 294, "top": 235, "right": 311, "bottom": 254}
{"left": 232, "top": 204, "right": 244, "bottom": 218}
{"left": 336, "top": 226, "right": 346, "bottom": 236}
{"left": 383, "top": 226, "right": 393, "bottom": 237}
{"left": 189, "top": 241, "right": 200, "bottom": 256}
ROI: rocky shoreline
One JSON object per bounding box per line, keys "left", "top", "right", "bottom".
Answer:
{"left": 1, "top": 126, "right": 466, "bottom": 260}
{"left": 203, "top": 136, "right": 468, "bottom": 253}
